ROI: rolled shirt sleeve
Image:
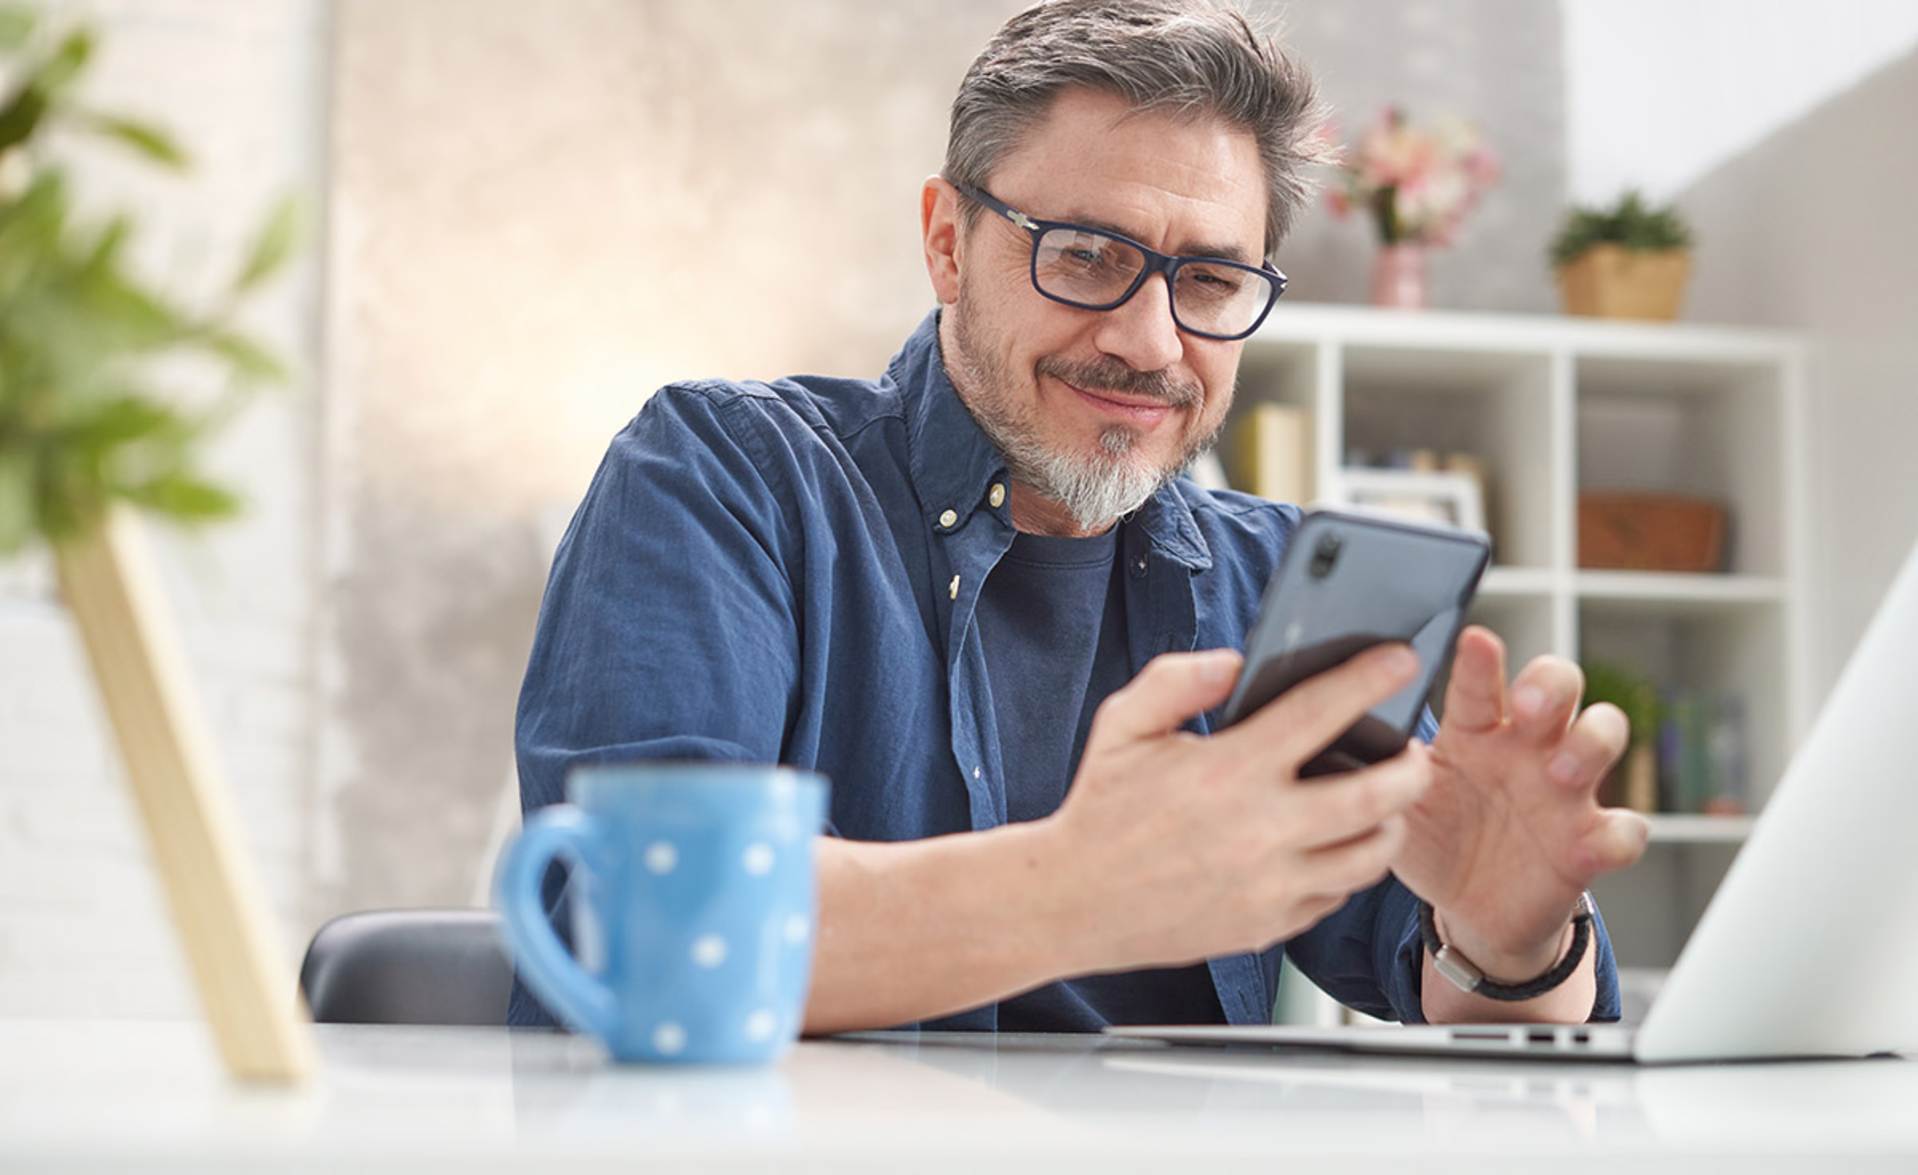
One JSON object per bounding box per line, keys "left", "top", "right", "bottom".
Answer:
{"left": 509, "top": 387, "right": 807, "bottom": 1028}
{"left": 515, "top": 386, "right": 803, "bottom": 808}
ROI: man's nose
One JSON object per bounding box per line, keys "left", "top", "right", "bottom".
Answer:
{"left": 1091, "top": 271, "right": 1184, "bottom": 375}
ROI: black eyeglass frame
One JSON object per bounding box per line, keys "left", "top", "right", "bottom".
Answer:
{"left": 951, "top": 179, "right": 1288, "bottom": 342}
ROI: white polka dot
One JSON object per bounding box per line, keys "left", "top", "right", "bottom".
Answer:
{"left": 742, "top": 843, "right": 775, "bottom": 875}
{"left": 744, "top": 1009, "right": 777, "bottom": 1041}
{"left": 783, "top": 914, "right": 809, "bottom": 944}
{"left": 653, "top": 1022, "right": 686, "bottom": 1056}
{"left": 644, "top": 841, "right": 678, "bottom": 874}
{"left": 691, "top": 934, "right": 728, "bottom": 968}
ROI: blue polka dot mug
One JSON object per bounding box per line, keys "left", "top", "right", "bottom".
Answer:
{"left": 495, "top": 763, "right": 829, "bottom": 1064}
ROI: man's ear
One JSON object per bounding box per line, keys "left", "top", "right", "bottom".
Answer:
{"left": 921, "top": 176, "right": 964, "bottom": 306}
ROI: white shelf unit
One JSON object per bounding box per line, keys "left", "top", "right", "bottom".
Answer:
{"left": 1237, "top": 304, "right": 1810, "bottom": 1011}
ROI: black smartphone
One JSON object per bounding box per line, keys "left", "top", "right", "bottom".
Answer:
{"left": 1218, "top": 508, "right": 1491, "bottom": 776}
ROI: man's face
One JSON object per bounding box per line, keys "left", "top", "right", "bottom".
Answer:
{"left": 936, "top": 87, "right": 1266, "bottom": 533}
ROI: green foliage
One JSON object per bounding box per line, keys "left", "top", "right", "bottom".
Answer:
{"left": 1581, "top": 660, "right": 1661, "bottom": 748}
{"left": 0, "top": 4, "right": 299, "bottom": 556}
{"left": 1548, "top": 189, "right": 1693, "bottom": 269}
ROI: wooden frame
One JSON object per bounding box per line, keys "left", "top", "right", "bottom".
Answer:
{"left": 54, "top": 506, "right": 313, "bottom": 1082}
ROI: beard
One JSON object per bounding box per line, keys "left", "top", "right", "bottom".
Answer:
{"left": 946, "top": 282, "right": 1227, "bottom": 533}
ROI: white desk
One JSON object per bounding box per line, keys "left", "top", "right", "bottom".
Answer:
{"left": 2, "top": 1020, "right": 1914, "bottom": 1172}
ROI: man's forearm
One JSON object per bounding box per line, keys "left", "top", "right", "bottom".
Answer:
{"left": 802, "top": 820, "right": 1094, "bottom": 1036}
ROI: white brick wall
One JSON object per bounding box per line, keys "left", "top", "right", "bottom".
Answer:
{"left": 0, "top": 0, "right": 328, "bottom": 1018}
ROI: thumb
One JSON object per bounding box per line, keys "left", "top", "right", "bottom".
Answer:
{"left": 1091, "top": 649, "right": 1243, "bottom": 746}
{"left": 1573, "top": 808, "right": 1651, "bottom": 878}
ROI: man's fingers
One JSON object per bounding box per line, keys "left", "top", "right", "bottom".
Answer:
{"left": 1298, "top": 813, "right": 1409, "bottom": 898}
{"left": 1280, "top": 743, "right": 1433, "bottom": 850}
{"left": 1438, "top": 625, "right": 1507, "bottom": 733}
{"left": 1573, "top": 808, "right": 1651, "bottom": 877}
{"left": 1544, "top": 702, "right": 1631, "bottom": 791}
{"left": 1508, "top": 655, "right": 1584, "bottom": 744}
{"left": 1091, "top": 649, "right": 1243, "bottom": 746}
{"left": 1222, "top": 643, "right": 1420, "bottom": 768}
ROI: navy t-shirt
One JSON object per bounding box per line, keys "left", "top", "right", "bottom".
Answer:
{"left": 974, "top": 527, "right": 1223, "bottom": 1030}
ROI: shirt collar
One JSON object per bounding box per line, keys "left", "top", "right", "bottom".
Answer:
{"left": 889, "top": 308, "right": 1212, "bottom": 572}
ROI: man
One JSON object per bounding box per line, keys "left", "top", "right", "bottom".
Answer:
{"left": 512, "top": 0, "right": 1647, "bottom": 1034}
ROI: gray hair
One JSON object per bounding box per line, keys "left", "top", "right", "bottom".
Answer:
{"left": 945, "top": 0, "right": 1334, "bottom": 259}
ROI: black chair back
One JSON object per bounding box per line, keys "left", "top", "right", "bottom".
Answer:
{"left": 300, "top": 909, "right": 513, "bottom": 1026}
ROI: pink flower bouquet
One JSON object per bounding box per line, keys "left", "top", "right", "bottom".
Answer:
{"left": 1326, "top": 106, "right": 1500, "bottom": 248}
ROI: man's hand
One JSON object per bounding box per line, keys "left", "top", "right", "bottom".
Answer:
{"left": 1042, "top": 644, "right": 1434, "bottom": 974}
{"left": 1392, "top": 625, "right": 1650, "bottom": 983}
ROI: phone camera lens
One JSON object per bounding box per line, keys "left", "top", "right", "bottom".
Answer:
{"left": 1308, "top": 532, "right": 1342, "bottom": 579}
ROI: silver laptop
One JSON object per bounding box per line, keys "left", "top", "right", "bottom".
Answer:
{"left": 1110, "top": 538, "right": 1918, "bottom": 1064}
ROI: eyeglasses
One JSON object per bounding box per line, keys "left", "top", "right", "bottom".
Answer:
{"left": 951, "top": 180, "right": 1287, "bottom": 342}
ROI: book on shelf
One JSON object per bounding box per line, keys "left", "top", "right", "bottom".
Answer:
{"left": 1226, "top": 402, "right": 1310, "bottom": 506}
{"left": 1657, "top": 689, "right": 1748, "bottom": 815}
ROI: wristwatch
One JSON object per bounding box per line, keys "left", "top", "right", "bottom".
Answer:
{"left": 1419, "top": 891, "right": 1595, "bottom": 1002}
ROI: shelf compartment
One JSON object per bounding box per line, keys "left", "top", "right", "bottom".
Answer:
{"left": 1337, "top": 344, "right": 1557, "bottom": 571}
{"left": 1575, "top": 353, "right": 1787, "bottom": 577}
{"left": 1577, "top": 600, "right": 1787, "bottom": 817}
{"left": 1228, "top": 340, "right": 1324, "bottom": 502}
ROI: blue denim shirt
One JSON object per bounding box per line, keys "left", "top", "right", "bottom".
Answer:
{"left": 511, "top": 309, "right": 1620, "bottom": 1030}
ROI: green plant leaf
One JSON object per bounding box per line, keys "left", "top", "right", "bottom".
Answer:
{"left": 74, "top": 112, "right": 188, "bottom": 170}
{"left": 0, "top": 7, "right": 38, "bottom": 51}
{"left": 34, "top": 27, "right": 92, "bottom": 95}
{"left": 0, "top": 448, "right": 31, "bottom": 556}
{"left": 0, "top": 13, "right": 285, "bottom": 547}
{"left": 230, "top": 195, "right": 300, "bottom": 295}
{"left": 59, "top": 394, "right": 185, "bottom": 448}
{"left": 81, "top": 213, "right": 129, "bottom": 273}
{"left": 0, "top": 81, "right": 49, "bottom": 152}
{"left": 71, "top": 264, "right": 194, "bottom": 355}
{"left": 200, "top": 329, "right": 287, "bottom": 383}
{"left": 1582, "top": 660, "right": 1661, "bottom": 746}
{"left": 0, "top": 27, "right": 91, "bottom": 153}
{"left": 1548, "top": 188, "right": 1693, "bottom": 269}
{"left": 124, "top": 471, "right": 240, "bottom": 521}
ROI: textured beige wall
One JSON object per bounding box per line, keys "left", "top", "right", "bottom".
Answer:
{"left": 319, "top": 0, "right": 1569, "bottom": 916}
{"left": 320, "top": 0, "right": 1031, "bottom": 913}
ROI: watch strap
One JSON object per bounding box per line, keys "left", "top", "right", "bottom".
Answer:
{"left": 1419, "top": 892, "right": 1595, "bottom": 1002}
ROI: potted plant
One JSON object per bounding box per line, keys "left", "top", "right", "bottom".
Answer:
{"left": 1549, "top": 190, "right": 1694, "bottom": 320}
{"left": 1325, "top": 106, "right": 1501, "bottom": 310}
{"left": 1581, "top": 661, "right": 1661, "bottom": 814}
{"left": 0, "top": 7, "right": 311, "bottom": 1080}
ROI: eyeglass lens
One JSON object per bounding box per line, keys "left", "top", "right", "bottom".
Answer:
{"left": 1032, "top": 227, "right": 1274, "bottom": 338}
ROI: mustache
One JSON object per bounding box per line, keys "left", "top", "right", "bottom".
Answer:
{"left": 1035, "top": 356, "right": 1202, "bottom": 409}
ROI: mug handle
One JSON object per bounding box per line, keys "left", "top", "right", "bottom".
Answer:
{"left": 493, "top": 804, "right": 620, "bottom": 1041}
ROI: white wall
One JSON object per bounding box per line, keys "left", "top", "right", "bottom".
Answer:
{"left": 0, "top": 0, "right": 328, "bottom": 1017}
{"left": 1673, "top": 44, "right": 1918, "bottom": 698}
{"left": 1563, "top": 0, "right": 1918, "bottom": 205}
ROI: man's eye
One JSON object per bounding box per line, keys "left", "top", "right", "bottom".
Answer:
{"left": 1062, "top": 246, "right": 1108, "bottom": 267}
{"left": 1185, "top": 269, "right": 1242, "bottom": 297}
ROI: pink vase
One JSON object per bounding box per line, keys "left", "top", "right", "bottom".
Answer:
{"left": 1370, "top": 243, "right": 1428, "bottom": 310}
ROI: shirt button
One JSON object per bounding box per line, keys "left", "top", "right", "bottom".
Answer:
{"left": 938, "top": 508, "right": 958, "bottom": 529}
{"left": 988, "top": 483, "right": 1005, "bottom": 509}
{"left": 972, "top": 766, "right": 982, "bottom": 780}
{"left": 1132, "top": 556, "right": 1148, "bottom": 577}
{"left": 949, "top": 574, "right": 960, "bottom": 600}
